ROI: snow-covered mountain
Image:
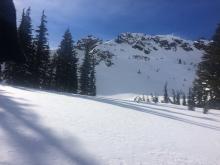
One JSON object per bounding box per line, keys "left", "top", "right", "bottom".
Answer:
{"left": 90, "top": 33, "right": 208, "bottom": 98}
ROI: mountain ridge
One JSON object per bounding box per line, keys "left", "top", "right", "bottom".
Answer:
{"left": 89, "top": 32, "right": 208, "bottom": 98}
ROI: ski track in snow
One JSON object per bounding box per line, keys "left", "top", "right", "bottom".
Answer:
{"left": 0, "top": 85, "right": 220, "bottom": 165}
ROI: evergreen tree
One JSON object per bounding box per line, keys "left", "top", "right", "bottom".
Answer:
{"left": 80, "top": 46, "right": 91, "bottom": 95}
{"left": 3, "top": 8, "right": 34, "bottom": 86}
{"left": 188, "top": 88, "right": 195, "bottom": 111}
{"left": 0, "top": 63, "right": 2, "bottom": 81}
{"left": 10, "top": 9, "right": 27, "bottom": 85}
{"left": 34, "top": 10, "right": 50, "bottom": 88}
{"left": 89, "top": 54, "right": 96, "bottom": 96}
{"left": 4, "top": 62, "right": 21, "bottom": 85}
{"left": 151, "top": 93, "right": 159, "bottom": 103}
{"left": 172, "top": 89, "right": 176, "bottom": 104}
{"left": 193, "top": 78, "right": 207, "bottom": 107}
{"left": 182, "top": 93, "right": 186, "bottom": 106}
{"left": 3, "top": 10, "right": 25, "bottom": 85}
{"left": 193, "top": 24, "right": 220, "bottom": 108}
{"left": 48, "top": 53, "right": 58, "bottom": 90}
{"left": 17, "top": 7, "right": 34, "bottom": 86}
{"left": 164, "top": 82, "right": 169, "bottom": 103}
{"left": 3, "top": 62, "right": 15, "bottom": 84}
{"left": 55, "top": 29, "right": 78, "bottom": 93}
{"left": 4, "top": 8, "right": 35, "bottom": 86}
{"left": 176, "top": 91, "right": 181, "bottom": 105}
{"left": 79, "top": 36, "right": 100, "bottom": 95}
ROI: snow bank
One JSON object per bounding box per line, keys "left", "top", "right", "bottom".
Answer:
{"left": 0, "top": 85, "right": 220, "bottom": 165}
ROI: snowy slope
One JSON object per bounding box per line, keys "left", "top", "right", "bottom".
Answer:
{"left": 1, "top": 85, "right": 220, "bottom": 165}
{"left": 87, "top": 33, "right": 207, "bottom": 98}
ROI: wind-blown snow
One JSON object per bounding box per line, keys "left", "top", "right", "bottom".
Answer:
{"left": 0, "top": 85, "right": 220, "bottom": 165}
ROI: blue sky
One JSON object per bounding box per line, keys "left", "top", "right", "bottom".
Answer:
{"left": 14, "top": 0, "right": 220, "bottom": 48}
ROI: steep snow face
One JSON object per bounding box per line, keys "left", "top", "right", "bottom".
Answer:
{"left": 94, "top": 33, "right": 206, "bottom": 98}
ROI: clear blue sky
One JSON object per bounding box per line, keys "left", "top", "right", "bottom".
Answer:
{"left": 14, "top": 0, "right": 220, "bottom": 48}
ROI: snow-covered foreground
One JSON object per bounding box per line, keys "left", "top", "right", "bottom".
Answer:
{"left": 0, "top": 85, "right": 220, "bottom": 165}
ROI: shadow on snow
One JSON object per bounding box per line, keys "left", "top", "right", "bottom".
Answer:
{"left": 0, "top": 89, "right": 99, "bottom": 165}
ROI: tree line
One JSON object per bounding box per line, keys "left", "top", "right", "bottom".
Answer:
{"left": 0, "top": 8, "right": 219, "bottom": 104}
{"left": 0, "top": 8, "right": 98, "bottom": 96}
{"left": 163, "top": 24, "right": 220, "bottom": 112}
{"left": 192, "top": 24, "right": 220, "bottom": 111}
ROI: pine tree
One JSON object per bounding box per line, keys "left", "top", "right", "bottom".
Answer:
{"left": 172, "top": 89, "right": 176, "bottom": 104}
{"left": 151, "top": 93, "right": 159, "bottom": 103}
{"left": 176, "top": 91, "right": 181, "bottom": 105}
{"left": 3, "top": 8, "right": 33, "bottom": 86}
{"left": 10, "top": 9, "right": 27, "bottom": 85}
{"left": 17, "top": 7, "right": 34, "bottom": 86}
{"left": 89, "top": 55, "right": 96, "bottom": 96}
{"left": 182, "top": 93, "right": 186, "bottom": 106}
{"left": 164, "top": 82, "right": 169, "bottom": 103}
{"left": 79, "top": 36, "right": 100, "bottom": 95}
{"left": 55, "top": 29, "right": 78, "bottom": 93}
{"left": 0, "top": 63, "right": 2, "bottom": 81}
{"left": 3, "top": 62, "right": 15, "bottom": 84}
{"left": 80, "top": 46, "right": 91, "bottom": 95}
{"left": 188, "top": 88, "right": 195, "bottom": 111}
{"left": 193, "top": 23, "right": 220, "bottom": 108}
{"left": 48, "top": 53, "right": 58, "bottom": 90}
{"left": 3, "top": 10, "right": 25, "bottom": 85}
{"left": 193, "top": 78, "right": 207, "bottom": 107}
{"left": 34, "top": 10, "right": 50, "bottom": 88}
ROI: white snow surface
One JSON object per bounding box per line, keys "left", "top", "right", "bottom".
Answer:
{"left": 1, "top": 85, "right": 220, "bottom": 165}
{"left": 88, "top": 33, "right": 205, "bottom": 99}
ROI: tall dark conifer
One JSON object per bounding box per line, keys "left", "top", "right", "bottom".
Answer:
{"left": 80, "top": 47, "right": 91, "bottom": 95}
{"left": 55, "top": 29, "right": 78, "bottom": 93}
{"left": 0, "top": 63, "right": 2, "bottom": 81}
{"left": 17, "top": 7, "right": 34, "bottom": 86}
{"left": 48, "top": 53, "right": 58, "bottom": 90}
{"left": 193, "top": 78, "right": 207, "bottom": 107}
{"left": 78, "top": 36, "right": 100, "bottom": 95}
{"left": 176, "top": 91, "right": 181, "bottom": 105}
{"left": 172, "top": 89, "right": 176, "bottom": 104}
{"left": 164, "top": 82, "right": 169, "bottom": 103}
{"left": 12, "top": 9, "right": 27, "bottom": 85}
{"left": 193, "top": 24, "right": 220, "bottom": 108}
{"left": 182, "top": 93, "right": 186, "bottom": 106}
{"left": 188, "top": 88, "right": 195, "bottom": 110}
{"left": 89, "top": 54, "right": 96, "bottom": 96}
{"left": 3, "top": 62, "right": 15, "bottom": 84}
{"left": 3, "top": 9, "right": 30, "bottom": 85}
{"left": 34, "top": 10, "right": 50, "bottom": 88}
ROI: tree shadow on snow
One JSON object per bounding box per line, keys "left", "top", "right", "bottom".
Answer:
{"left": 0, "top": 90, "right": 99, "bottom": 165}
